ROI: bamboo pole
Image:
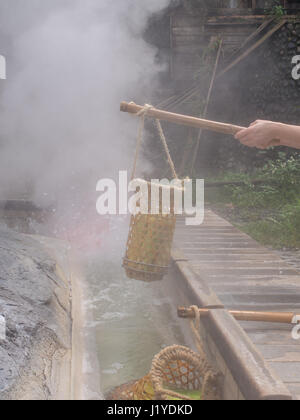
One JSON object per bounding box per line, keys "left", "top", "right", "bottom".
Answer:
{"left": 121, "top": 101, "right": 245, "bottom": 136}
{"left": 217, "top": 19, "right": 287, "bottom": 79}
{"left": 228, "top": 18, "right": 274, "bottom": 62}
{"left": 120, "top": 101, "right": 280, "bottom": 146}
{"left": 190, "top": 39, "right": 223, "bottom": 173}
{"left": 178, "top": 306, "right": 298, "bottom": 325}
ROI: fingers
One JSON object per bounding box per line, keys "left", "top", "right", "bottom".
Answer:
{"left": 235, "top": 120, "right": 276, "bottom": 150}
{"left": 239, "top": 137, "right": 258, "bottom": 148}
{"left": 235, "top": 128, "right": 249, "bottom": 140}
{"left": 235, "top": 130, "right": 257, "bottom": 147}
{"left": 239, "top": 135, "right": 271, "bottom": 150}
{"left": 235, "top": 127, "right": 270, "bottom": 149}
{"left": 235, "top": 122, "right": 260, "bottom": 140}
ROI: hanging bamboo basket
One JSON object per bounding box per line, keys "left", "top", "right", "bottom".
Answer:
{"left": 123, "top": 180, "right": 180, "bottom": 282}
{"left": 122, "top": 103, "right": 186, "bottom": 282}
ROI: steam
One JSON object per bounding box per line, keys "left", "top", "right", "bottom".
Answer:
{"left": 0, "top": 0, "right": 170, "bottom": 209}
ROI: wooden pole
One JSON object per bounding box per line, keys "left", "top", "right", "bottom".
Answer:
{"left": 190, "top": 39, "right": 223, "bottom": 174}
{"left": 217, "top": 19, "right": 287, "bottom": 79}
{"left": 120, "top": 101, "right": 280, "bottom": 146}
{"left": 121, "top": 101, "right": 245, "bottom": 136}
{"left": 178, "top": 306, "right": 298, "bottom": 325}
{"left": 228, "top": 18, "right": 274, "bottom": 62}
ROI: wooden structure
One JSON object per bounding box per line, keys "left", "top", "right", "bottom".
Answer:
{"left": 169, "top": 2, "right": 300, "bottom": 82}
{"left": 173, "top": 210, "right": 300, "bottom": 399}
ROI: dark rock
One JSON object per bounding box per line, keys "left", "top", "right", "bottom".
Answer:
{"left": 0, "top": 227, "right": 71, "bottom": 399}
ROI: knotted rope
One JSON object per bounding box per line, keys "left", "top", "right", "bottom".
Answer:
{"left": 130, "top": 102, "right": 179, "bottom": 181}
{"left": 189, "top": 305, "right": 206, "bottom": 359}
{"left": 155, "top": 119, "right": 178, "bottom": 180}
{"left": 187, "top": 306, "right": 223, "bottom": 400}
{"left": 130, "top": 103, "right": 153, "bottom": 181}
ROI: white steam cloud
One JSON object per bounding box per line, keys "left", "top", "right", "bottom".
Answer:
{"left": 0, "top": 0, "right": 170, "bottom": 208}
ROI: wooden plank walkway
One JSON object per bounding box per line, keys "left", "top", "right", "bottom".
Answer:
{"left": 174, "top": 209, "right": 300, "bottom": 400}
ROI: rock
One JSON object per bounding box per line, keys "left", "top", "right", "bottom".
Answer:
{"left": 0, "top": 227, "right": 72, "bottom": 400}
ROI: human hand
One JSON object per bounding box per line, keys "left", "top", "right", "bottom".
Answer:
{"left": 235, "top": 120, "right": 280, "bottom": 149}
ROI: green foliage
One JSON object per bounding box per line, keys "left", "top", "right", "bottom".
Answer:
{"left": 224, "top": 154, "right": 300, "bottom": 208}
{"left": 208, "top": 154, "right": 300, "bottom": 249}
{"left": 265, "top": 0, "right": 286, "bottom": 19}
{"left": 242, "top": 200, "right": 300, "bottom": 249}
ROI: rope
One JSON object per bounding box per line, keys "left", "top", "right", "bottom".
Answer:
{"left": 190, "top": 39, "right": 223, "bottom": 174}
{"left": 189, "top": 305, "right": 206, "bottom": 359}
{"left": 156, "top": 38, "right": 223, "bottom": 112}
{"left": 130, "top": 103, "right": 179, "bottom": 181}
{"left": 130, "top": 103, "right": 153, "bottom": 181}
{"left": 188, "top": 306, "right": 223, "bottom": 401}
{"left": 155, "top": 119, "right": 178, "bottom": 180}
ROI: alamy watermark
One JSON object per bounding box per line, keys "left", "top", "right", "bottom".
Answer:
{"left": 292, "top": 315, "right": 300, "bottom": 341}
{"left": 292, "top": 55, "right": 300, "bottom": 80}
{"left": 96, "top": 171, "right": 204, "bottom": 226}
{"left": 0, "top": 55, "right": 6, "bottom": 80}
{"left": 0, "top": 315, "right": 6, "bottom": 341}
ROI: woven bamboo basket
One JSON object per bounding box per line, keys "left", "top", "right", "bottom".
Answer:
{"left": 107, "top": 375, "right": 154, "bottom": 401}
{"left": 107, "top": 345, "right": 222, "bottom": 401}
{"left": 123, "top": 180, "right": 181, "bottom": 282}
{"left": 150, "top": 345, "right": 221, "bottom": 401}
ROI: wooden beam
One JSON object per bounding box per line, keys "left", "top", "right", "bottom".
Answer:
{"left": 230, "top": 17, "right": 274, "bottom": 58}
{"left": 217, "top": 19, "right": 287, "bottom": 79}
{"left": 178, "top": 306, "right": 299, "bottom": 325}
{"left": 190, "top": 39, "right": 223, "bottom": 173}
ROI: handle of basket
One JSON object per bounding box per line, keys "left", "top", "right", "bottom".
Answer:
{"left": 156, "top": 387, "right": 193, "bottom": 401}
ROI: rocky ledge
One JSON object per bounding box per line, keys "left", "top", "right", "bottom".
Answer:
{"left": 0, "top": 227, "right": 72, "bottom": 400}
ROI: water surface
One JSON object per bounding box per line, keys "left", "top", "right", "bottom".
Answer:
{"left": 83, "top": 217, "right": 186, "bottom": 395}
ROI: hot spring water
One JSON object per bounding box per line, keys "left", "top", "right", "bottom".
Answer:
{"left": 82, "top": 217, "right": 187, "bottom": 395}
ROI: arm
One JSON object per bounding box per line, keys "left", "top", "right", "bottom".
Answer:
{"left": 235, "top": 120, "right": 300, "bottom": 150}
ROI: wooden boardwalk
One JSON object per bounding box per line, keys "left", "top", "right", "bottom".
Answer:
{"left": 174, "top": 209, "right": 300, "bottom": 400}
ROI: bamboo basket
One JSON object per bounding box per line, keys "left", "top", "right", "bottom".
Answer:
{"left": 150, "top": 345, "right": 221, "bottom": 401}
{"left": 107, "top": 375, "right": 154, "bottom": 401}
{"left": 107, "top": 346, "right": 222, "bottom": 401}
{"left": 123, "top": 180, "right": 181, "bottom": 282}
